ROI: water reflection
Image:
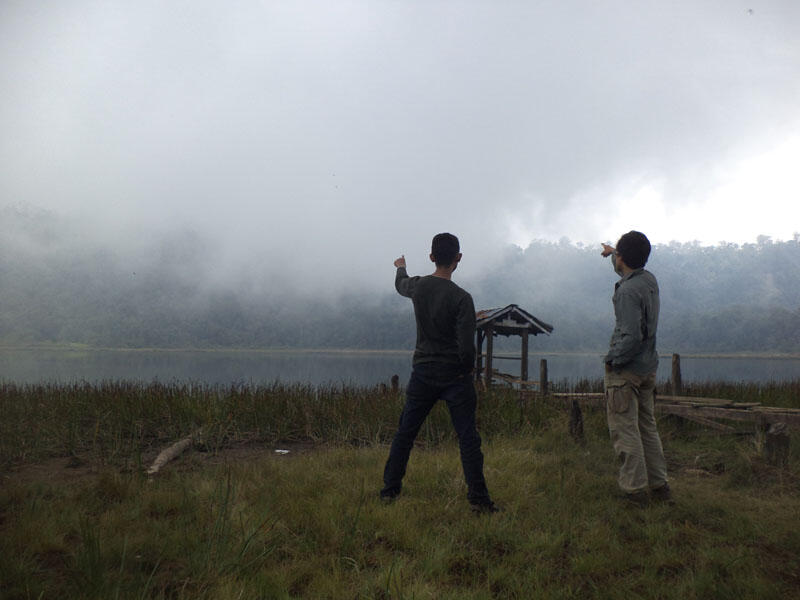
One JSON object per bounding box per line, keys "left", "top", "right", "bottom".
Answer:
{"left": 0, "top": 349, "right": 798, "bottom": 386}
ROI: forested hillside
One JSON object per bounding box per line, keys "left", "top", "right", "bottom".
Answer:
{"left": 2, "top": 206, "right": 799, "bottom": 353}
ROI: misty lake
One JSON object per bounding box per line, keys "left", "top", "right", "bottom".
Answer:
{"left": 0, "top": 349, "right": 798, "bottom": 387}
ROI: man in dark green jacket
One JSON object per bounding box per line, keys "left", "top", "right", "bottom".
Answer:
{"left": 601, "top": 231, "right": 671, "bottom": 506}
{"left": 380, "top": 233, "right": 498, "bottom": 513}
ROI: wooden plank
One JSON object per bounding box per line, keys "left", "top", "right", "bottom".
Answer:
{"left": 670, "top": 414, "right": 737, "bottom": 433}
{"left": 548, "top": 393, "right": 605, "bottom": 407}
{"left": 492, "top": 371, "right": 518, "bottom": 384}
{"left": 657, "top": 395, "right": 759, "bottom": 406}
{"left": 494, "top": 322, "right": 529, "bottom": 329}
{"left": 522, "top": 389, "right": 800, "bottom": 430}
{"left": 656, "top": 404, "right": 756, "bottom": 422}
{"left": 659, "top": 399, "right": 754, "bottom": 409}
{"left": 490, "top": 371, "right": 541, "bottom": 387}
{"left": 656, "top": 404, "right": 800, "bottom": 427}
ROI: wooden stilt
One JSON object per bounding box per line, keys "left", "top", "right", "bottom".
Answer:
{"left": 521, "top": 330, "right": 529, "bottom": 391}
{"left": 671, "top": 353, "right": 683, "bottom": 396}
{"left": 484, "top": 325, "right": 494, "bottom": 389}
{"left": 539, "top": 359, "right": 548, "bottom": 395}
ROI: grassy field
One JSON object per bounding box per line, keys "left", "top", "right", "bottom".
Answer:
{"left": 1, "top": 381, "right": 799, "bottom": 599}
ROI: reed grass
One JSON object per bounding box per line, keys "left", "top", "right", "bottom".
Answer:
{"left": 2, "top": 379, "right": 798, "bottom": 471}
{"left": 0, "top": 381, "right": 560, "bottom": 471}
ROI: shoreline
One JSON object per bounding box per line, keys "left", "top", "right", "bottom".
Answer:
{"left": 0, "top": 344, "right": 799, "bottom": 360}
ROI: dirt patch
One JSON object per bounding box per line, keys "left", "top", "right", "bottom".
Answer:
{"left": 191, "top": 440, "right": 321, "bottom": 467}
{"left": 4, "top": 456, "right": 100, "bottom": 487}
{"left": 3, "top": 440, "right": 326, "bottom": 486}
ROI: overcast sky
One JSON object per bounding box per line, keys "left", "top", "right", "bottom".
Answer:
{"left": 1, "top": 1, "right": 799, "bottom": 290}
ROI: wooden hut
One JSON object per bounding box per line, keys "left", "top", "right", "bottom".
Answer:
{"left": 475, "top": 304, "right": 553, "bottom": 389}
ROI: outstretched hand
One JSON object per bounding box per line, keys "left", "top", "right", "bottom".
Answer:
{"left": 601, "top": 243, "right": 615, "bottom": 258}
{"left": 394, "top": 255, "right": 406, "bottom": 268}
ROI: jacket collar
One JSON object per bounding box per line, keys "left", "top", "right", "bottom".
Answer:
{"left": 616, "top": 268, "right": 644, "bottom": 289}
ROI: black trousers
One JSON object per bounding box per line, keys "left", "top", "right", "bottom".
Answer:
{"left": 381, "top": 362, "right": 491, "bottom": 504}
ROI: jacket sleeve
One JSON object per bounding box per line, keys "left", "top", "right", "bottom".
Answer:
{"left": 395, "top": 267, "right": 418, "bottom": 298}
{"left": 456, "top": 293, "right": 477, "bottom": 373}
{"left": 605, "top": 289, "right": 643, "bottom": 368}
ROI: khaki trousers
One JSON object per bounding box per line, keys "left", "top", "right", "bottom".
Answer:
{"left": 604, "top": 367, "right": 668, "bottom": 493}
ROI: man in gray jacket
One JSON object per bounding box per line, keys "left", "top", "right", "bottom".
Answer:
{"left": 601, "top": 231, "right": 671, "bottom": 506}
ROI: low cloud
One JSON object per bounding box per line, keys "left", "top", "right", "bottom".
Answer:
{"left": 1, "top": 1, "right": 799, "bottom": 293}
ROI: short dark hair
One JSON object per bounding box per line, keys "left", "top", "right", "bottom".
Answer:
{"left": 616, "top": 231, "right": 651, "bottom": 269}
{"left": 431, "top": 233, "right": 460, "bottom": 266}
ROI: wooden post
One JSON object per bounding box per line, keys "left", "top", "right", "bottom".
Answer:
{"left": 390, "top": 374, "right": 399, "bottom": 394}
{"left": 475, "top": 329, "right": 483, "bottom": 383}
{"left": 484, "top": 325, "right": 494, "bottom": 389}
{"left": 671, "top": 353, "right": 683, "bottom": 396}
{"left": 765, "top": 422, "right": 790, "bottom": 467}
{"left": 539, "top": 359, "right": 548, "bottom": 395}
{"left": 520, "top": 330, "right": 529, "bottom": 390}
{"left": 569, "top": 398, "right": 585, "bottom": 444}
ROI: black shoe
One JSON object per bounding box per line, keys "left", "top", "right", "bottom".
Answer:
{"left": 470, "top": 501, "right": 501, "bottom": 515}
{"left": 651, "top": 483, "right": 675, "bottom": 505}
{"left": 380, "top": 491, "right": 399, "bottom": 504}
{"left": 623, "top": 490, "right": 649, "bottom": 508}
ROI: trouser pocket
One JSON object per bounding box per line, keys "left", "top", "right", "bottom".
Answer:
{"left": 606, "top": 383, "right": 633, "bottom": 414}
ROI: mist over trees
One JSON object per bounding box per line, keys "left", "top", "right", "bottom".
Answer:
{"left": 470, "top": 236, "right": 800, "bottom": 354}
{"left": 2, "top": 206, "right": 799, "bottom": 354}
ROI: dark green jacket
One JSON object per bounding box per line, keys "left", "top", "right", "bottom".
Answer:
{"left": 395, "top": 267, "right": 476, "bottom": 373}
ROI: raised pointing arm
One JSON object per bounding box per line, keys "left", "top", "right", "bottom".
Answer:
{"left": 601, "top": 243, "right": 621, "bottom": 275}
{"left": 394, "top": 255, "right": 414, "bottom": 298}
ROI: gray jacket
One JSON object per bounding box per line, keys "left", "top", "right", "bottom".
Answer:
{"left": 604, "top": 256, "right": 660, "bottom": 375}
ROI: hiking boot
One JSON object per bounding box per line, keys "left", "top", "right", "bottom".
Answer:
{"left": 470, "top": 501, "right": 501, "bottom": 515}
{"left": 651, "top": 483, "right": 675, "bottom": 505}
{"left": 623, "top": 490, "right": 649, "bottom": 508}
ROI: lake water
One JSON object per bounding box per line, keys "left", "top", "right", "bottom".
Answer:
{"left": 0, "top": 349, "right": 798, "bottom": 386}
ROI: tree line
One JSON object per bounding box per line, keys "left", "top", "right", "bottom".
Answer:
{"left": 1, "top": 206, "right": 799, "bottom": 353}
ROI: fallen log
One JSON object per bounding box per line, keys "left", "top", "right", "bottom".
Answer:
{"left": 147, "top": 431, "right": 201, "bottom": 476}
